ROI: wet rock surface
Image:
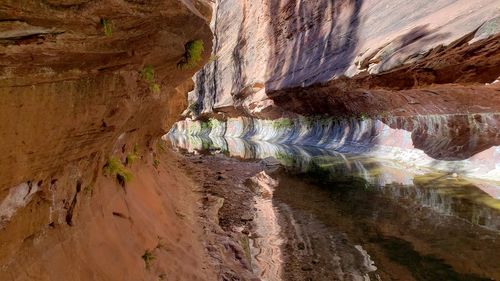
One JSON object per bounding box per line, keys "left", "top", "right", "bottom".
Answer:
{"left": 169, "top": 114, "right": 500, "bottom": 182}
{"left": 173, "top": 152, "right": 263, "bottom": 280}
{"left": 171, "top": 142, "right": 500, "bottom": 281}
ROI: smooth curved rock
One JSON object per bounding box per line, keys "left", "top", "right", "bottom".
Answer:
{"left": 169, "top": 115, "right": 500, "bottom": 182}
{"left": 186, "top": 0, "right": 500, "bottom": 117}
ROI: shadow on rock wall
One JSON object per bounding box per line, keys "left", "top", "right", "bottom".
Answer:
{"left": 266, "top": 0, "right": 363, "bottom": 90}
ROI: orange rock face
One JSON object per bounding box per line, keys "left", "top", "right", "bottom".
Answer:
{"left": 0, "top": 1, "right": 214, "bottom": 280}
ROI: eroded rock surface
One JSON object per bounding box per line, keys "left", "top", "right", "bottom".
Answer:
{"left": 187, "top": 0, "right": 500, "bottom": 117}
{"left": 178, "top": 0, "right": 500, "bottom": 178}
{"left": 0, "top": 1, "right": 215, "bottom": 280}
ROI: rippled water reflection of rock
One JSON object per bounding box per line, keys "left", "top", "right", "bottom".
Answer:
{"left": 169, "top": 134, "right": 500, "bottom": 280}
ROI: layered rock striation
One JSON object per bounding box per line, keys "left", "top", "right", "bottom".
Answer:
{"left": 0, "top": 1, "right": 214, "bottom": 279}
{"left": 187, "top": 0, "right": 500, "bottom": 118}
{"left": 175, "top": 0, "right": 500, "bottom": 181}
{"left": 170, "top": 115, "right": 500, "bottom": 182}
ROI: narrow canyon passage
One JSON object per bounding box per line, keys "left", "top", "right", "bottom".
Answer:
{"left": 1, "top": 0, "right": 500, "bottom": 280}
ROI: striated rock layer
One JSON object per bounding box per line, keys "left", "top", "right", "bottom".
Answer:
{"left": 169, "top": 115, "right": 500, "bottom": 183}
{"left": 176, "top": 0, "right": 500, "bottom": 182}
{"left": 0, "top": 1, "right": 216, "bottom": 280}
{"left": 186, "top": 0, "right": 500, "bottom": 118}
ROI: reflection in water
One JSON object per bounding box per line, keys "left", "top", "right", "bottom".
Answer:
{"left": 273, "top": 173, "right": 499, "bottom": 281}
{"left": 167, "top": 134, "right": 500, "bottom": 281}
{"left": 247, "top": 171, "right": 379, "bottom": 281}
{"left": 247, "top": 171, "right": 284, "bottom": 281}
{"left": 169, "top": 115, "right": 500, "bottom": 181}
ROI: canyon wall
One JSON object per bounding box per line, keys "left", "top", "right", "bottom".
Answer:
{"left": 187, "top": 0, "right": 500, "bottom": 118}
{"left": 0, "top": 1, "right": 215, "bottom": 280}
{"left": 176, "top": 0, "right": 500, "bottom": 179}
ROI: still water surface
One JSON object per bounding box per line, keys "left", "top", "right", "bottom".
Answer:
{"left": 168, "top": 134, "right": 500, "bottom": 281}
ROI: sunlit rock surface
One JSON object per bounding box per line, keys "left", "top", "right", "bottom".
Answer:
{"left": 186, "top": 0, "right": 500, "bottom": 117}
{"left": 179, "top": 0, "right": 500, "bottom": 184}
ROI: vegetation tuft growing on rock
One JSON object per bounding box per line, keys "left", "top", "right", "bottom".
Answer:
{"left": 126, "top": 145, "right": 140, "bottom": 166}
{"left": 125, "top": 152, "right": 139, "bottom": 166}
{"left": 358, "top": 113, "right": 369, "bottom": 121}
{"left": 100, "top": 19, "right": 113, "bottom": 36}
{"left": 104, "top": 157, "right": 132, "bottom": 185}
{"left": 156, "top": 141, "right": 166, "bottom": 153}
{"left": 153, "top": 158, "right": 160, "bottom": 168}
{"left": 188, "top": 102, "right": 200, "bottom": 114}
{"left": 140, "top": 65, "right": 161, "bottom": 93}
{"left": 141, "top": 250, "right": 156, "bottom": 269}
{"left": 275, "top": 152, "right": 297, "bottom": 166}
{"left": 208, "top": 118, "right": 220, "bottom": 129}
{"left": 272, "top": 118, "right": 294, "bottom": 130}
{"left": 179, "top": 39, "right": 204, "bottom": 69}
{"left": 82, "top": 185, "right": 94, "bottom": 197}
